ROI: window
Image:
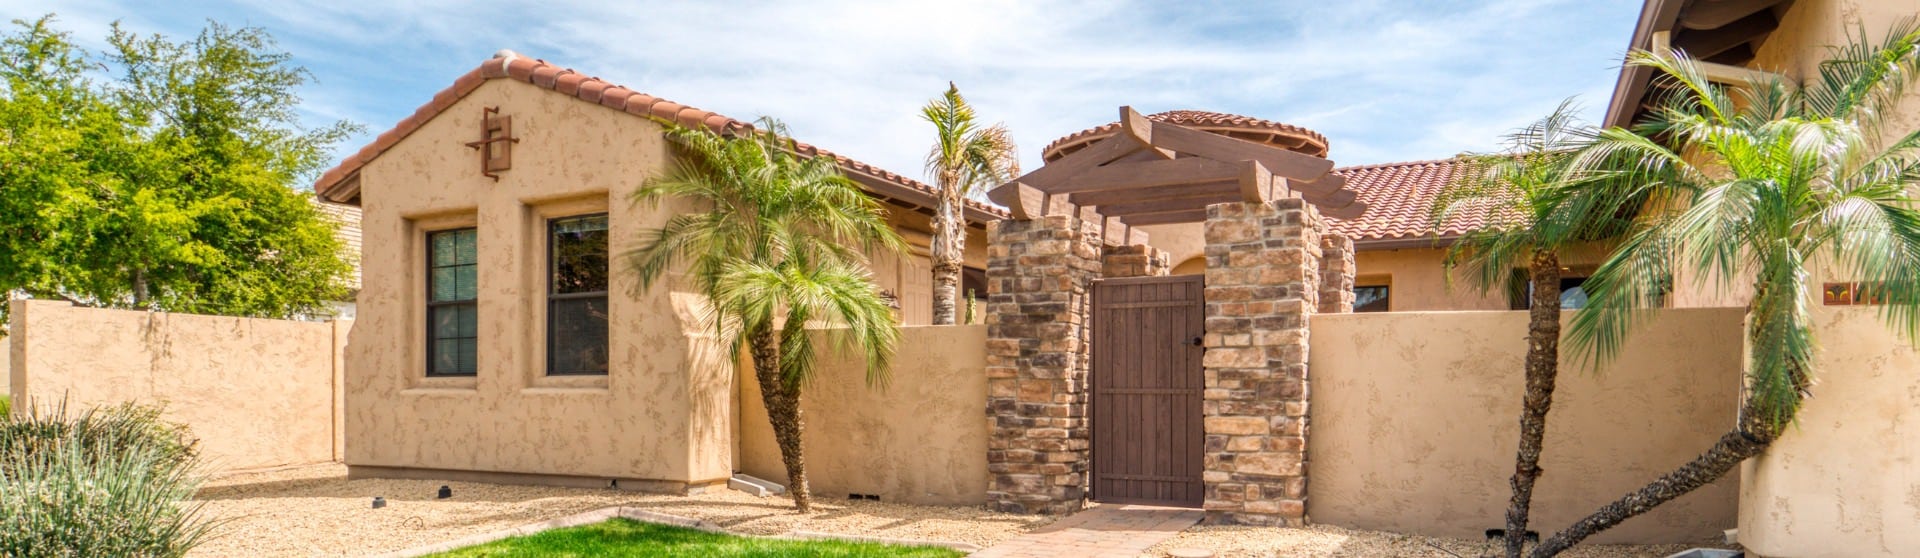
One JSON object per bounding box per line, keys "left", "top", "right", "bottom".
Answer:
{"left": 1510, "top": 273, "right": 1591, "bottom": 310}
{"left": 548, "top": 214, "right": 610, "bottom": 376}
{"left": 1354, "top": 285, "right": 1391, "bottom": 313}
{"left": 427, "top": 228, "right": 478, "bottom": 377}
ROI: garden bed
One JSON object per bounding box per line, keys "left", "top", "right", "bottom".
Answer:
{"left": 422, "top": 518, "right": 963, "bottom": 557}
{"left": 1149, "top": 524, "right": 1730, "bottom": 558}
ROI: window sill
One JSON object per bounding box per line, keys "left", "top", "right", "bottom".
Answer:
{"left": 411, "top": 376, "right": 479, "bottom": 391}
{"left": 529, "top": 374, "right": 608, "bottom": 390}
{"left": 520, "top": 387, "right": 612, "bottom": 396}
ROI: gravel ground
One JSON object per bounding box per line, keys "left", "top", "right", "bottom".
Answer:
{"left": 188, "top": 463, "right": 1050, "bottom": 557}
{"left": 190, "top": 464, "right": 1730, "bottom": 558}
{"left": 1149, "top": 524, "right": 1728, "bottom": 558}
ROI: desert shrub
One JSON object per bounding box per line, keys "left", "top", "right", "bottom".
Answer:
{"left": 0, "top": 403, "right": 211, "bottom": 557}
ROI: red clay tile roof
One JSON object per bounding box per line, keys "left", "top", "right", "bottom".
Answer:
{"left": 1327, "top": 158, "right": 1492, "bottom": 244}
{"left": 311, "top": 53, "right": 1006, "bottom": 222}
{"left": 1042, "top": 110, "right": 1330, "bottom": 161}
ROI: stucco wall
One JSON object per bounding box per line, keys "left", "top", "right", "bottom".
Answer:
{"left": 1738, "top": 306, "right": 1920, "bottom": 557}
{"left": 8, "top": 300, "right": 344, "bottom": 471}
{"left": 737, "top": 325, "right": 989, "bottom": 506}
{"left": 343, "top": 78, "right": 736, "bottom": 487}
{"left": 1308, "top": 308, "right": 1746, "bottom": 543}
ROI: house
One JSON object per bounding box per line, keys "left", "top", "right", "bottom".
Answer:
{"left": 313, "top": 52, "right": 1001, "bottom": 491}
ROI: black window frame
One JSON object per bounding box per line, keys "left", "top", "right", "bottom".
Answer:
{"left": 426, "top": 227, "right": 479, "bottom": 377}
{"left": 546, "top": 213, "right": 611, "bottom": 376}
{"left": 1354, "top": 284, "right": 1391, "bottom": 313}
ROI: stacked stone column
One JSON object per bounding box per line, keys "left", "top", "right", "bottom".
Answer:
{"left": 1200, "top": 198, "right": 1324, "bottom": 525}
{"left": 1101, "top": 244, "right": 1171, "bottom": 278}
{"left": 1318, "top": 233, "right": 1356, "bottom": 314}
{"left": 984, "top": 213, "right": 1103, "bottom": 514}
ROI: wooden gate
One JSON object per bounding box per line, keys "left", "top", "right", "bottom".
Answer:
{"left": 1091, "top": 274, "right": 1205, "bottom": 507}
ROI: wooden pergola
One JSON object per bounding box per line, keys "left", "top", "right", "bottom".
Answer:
{"left": 988, "top": 107, "right": 1366, "bottom": 242}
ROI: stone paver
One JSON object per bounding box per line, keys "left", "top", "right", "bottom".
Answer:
{"left": 973, "top": 504, "right": 1203, "bottom": 558}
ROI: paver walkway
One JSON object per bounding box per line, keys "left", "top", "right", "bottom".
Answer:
{"left": 973, "top": 504, "right": 1204, "bottom": 558}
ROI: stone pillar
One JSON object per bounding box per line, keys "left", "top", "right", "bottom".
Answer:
{"left": 1319, "top": 233, "right": 1355, "bottom": 314}
{"left": 1200, "top": 198, "right": 1323, "bottom": 526}
{"left": 1101, "top": 244, "right": 1171, "bottom": 278}
{"left": 984, "top": 213, "right": 1103, "bottom": 514}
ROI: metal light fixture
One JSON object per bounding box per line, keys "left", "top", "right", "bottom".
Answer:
{"left": 437, "top": 486, "right": 453, "bottom": 499}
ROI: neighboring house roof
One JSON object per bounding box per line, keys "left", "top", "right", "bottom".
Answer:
{"left": 311, "top": 52, "right": 1006, "bottom": 225}
{"left": 1042, "top": 109, "right": 1330, "bottom": 161}
{"left": 1603, "top": 0, "right": 1794, "bottom": 128}
{"left": 1326, "top": 158, "right": 1488, "bottom": 248}
{"left": 311, "top": 198, "right": 363, "bottom": 292}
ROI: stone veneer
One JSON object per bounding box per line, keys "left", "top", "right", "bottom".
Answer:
{"left": 984, "top": 213, "right": 1103, "bottom": 514}
{"left": 1199, "top": 198, "right": 1324, "bottom": 525}
{"left": 1318, "top": 233, "right": 1356, "bottom": 314}
{"left": 1102, "top": 244, "right": 1171, "bottom": 278}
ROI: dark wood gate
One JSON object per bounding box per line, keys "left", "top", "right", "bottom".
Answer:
{"left": 1091, "top": 274, "right": 1205, "bottom": 507}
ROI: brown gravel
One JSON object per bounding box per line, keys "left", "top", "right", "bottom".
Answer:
{"left": 189, "top": 464, "right": 1729, "bottom": 558}
{"left": 188, "top": 463, "right": 1051, "bottom": 557}
{"left": 1149, "top": 524, "right": 1727, "bottom": 558}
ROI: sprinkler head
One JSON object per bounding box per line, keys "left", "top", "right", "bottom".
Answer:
{"left": 372, "top": 496, "right": 387, "bottom": 509}
{"left": 437, "top": 486, "right": 452, "bottom": 499}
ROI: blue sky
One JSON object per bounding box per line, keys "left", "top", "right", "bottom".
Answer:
{"left": 15, "top": 0, "right": 1642, "bottom": 184}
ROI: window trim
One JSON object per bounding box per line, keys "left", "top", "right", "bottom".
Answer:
{"left": 544, "top": 213, "right": 611, "bottom": 376}
{"left": 425, "top": 227, "right": 479, "bottom": 378}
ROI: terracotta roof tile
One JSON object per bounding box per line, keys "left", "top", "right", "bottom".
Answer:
{"left": 313, "top": 53, "right": 1005, "bottom": 221}
{"left": 1043, "top": 110, "right": 1331, "bottom": 161}
{"left": 1326, "top": 157, "right": 1506, "bottom": 243}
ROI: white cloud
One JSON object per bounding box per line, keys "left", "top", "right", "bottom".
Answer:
{"left": 14, "top": 0, "right": 1642, "bottom": 179}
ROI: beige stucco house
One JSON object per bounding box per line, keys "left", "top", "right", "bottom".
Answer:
{"left": 311, "top": 52, "right": 999, "bottom": 490}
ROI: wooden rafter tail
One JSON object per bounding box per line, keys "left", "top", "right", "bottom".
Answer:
{"left": 1127, "top": 226, "right": 1150, "bottom": 247}
{"left": 1103, "top": 216, "right": 1130, "bottom": 247}
{"left": 1302, "top": 188, "right": 1359, "bottom": 209}
{"left": 1239, "top": 160, "right": 1274, "bottom": 203}
{"left": 1290, "top": 173, "right": 1345, "bottom": 196}
{"left": 987, "top": 181, "right": 1048, "bottom": 220}
{"left": 1318, "top": 200, "right": 1369, "bottom": 220}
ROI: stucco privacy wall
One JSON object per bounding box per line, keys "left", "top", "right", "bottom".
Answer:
{"left": 1737, "top": 307, "right": 1920, "bottom": 557}
{"left": 736, "top": 325, "right": 989, "bottom": 506}
{"left": 344, "top": 77, "right": 734, "bottom": 488}
{"left": 1308, "top": 308, "right": 1745, "bottom": 544}
{"left": 8, "top": 300, "right": 345, "bottom": 471}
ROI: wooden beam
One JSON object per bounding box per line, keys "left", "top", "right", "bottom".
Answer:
{"left": 999, "top": 134, "right": 1143, "bottom": 193}
{"left": 1052, "top": 158, "right": 1240, "bottom": 194}
{"left": 1121, "top": 209, "right": 1210, "bottom": 227}
{"left": 1069, "top": 181, "right": 1239, "bottom": 206}
{"left": 1127, "top": 227, "right": 1150, "bottom": 246}
{"left": 1678, "top": 0, "right": 1783, "bottom": 30}
{"left": 1301, "top": 188, "right": 1358, "bottom": 209}
{"left": 1119, "top": 106, "right": 1175, "bottom": 159}
{"left": 998, "top": 182, "right": 1047, "bottom": 220}
{"left": 1103, "top": 216, "right": 1129, "bottom": 246}
{"left": 1094, "top": 198, "right": 1223, "bottom": 218}
{"left": 1146, "top": 122, "right": 1336, "bottom": 181}
{"left": 1289, "top": 173, "right": 1345, "bottom": 196}
{"left": 1240, "top": 161, "right": 1274, "bottom": 203}
{"left": 1318, "top": 200, "right": 1368, "bottom": 220}
{"left": 1672, "top": 9, "right": 1778, "bottom": 60}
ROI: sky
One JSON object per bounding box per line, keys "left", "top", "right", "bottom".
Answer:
{"left": 12, "top": 0, "right": 1644, "bottom": 185}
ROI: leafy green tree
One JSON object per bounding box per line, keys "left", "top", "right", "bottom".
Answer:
{"left": 1536, "top": 23, "right": 1920, "bottom": 556}
{"left": 920, "top": 83, "right": 1015, "bottom": 325}
{"left": 0, "top": 15, "right": 355, "bottom": 322}
{"left": 1434, "top": 99, "right": 1643, "bottom": 558}
{"left": 629, "top": 119, "right": 907, "bottom": 513}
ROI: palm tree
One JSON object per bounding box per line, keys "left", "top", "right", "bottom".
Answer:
{"left": 1534, "top": 23, "right": 1920, "bottom": 556}
{"left": 921, "top": 83, "right": 1016, "bottom": 325}
{"left": 629, "top": 118, "right": 907, "bottom": 513}
{"left": 1432, "top": 100, "right": 1639, "bottom": 558}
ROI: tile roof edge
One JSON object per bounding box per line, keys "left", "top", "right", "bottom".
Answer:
{"left": 1332, "top": 157, "right": 1468, "bottom": 173}
{"left": 311, "top": 53, "right": 1007, "bottom": 220}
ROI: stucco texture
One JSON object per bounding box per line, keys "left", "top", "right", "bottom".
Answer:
{"left": 1738, "top": 306, "right": 1920, "bottom": 557}
{"left": 737, "top": 325, "right": 989, "bottom": 506}
{"left": 343, "top": 77, "right": 735, "bottom": 487}
{"left": 1307, "top": 308, "right": 1746, "bottom": 544}
{"left": 8, "top": 300, "right": 344, "bottom": 471}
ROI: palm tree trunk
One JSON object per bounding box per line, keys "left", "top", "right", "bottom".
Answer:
{"left": 749, "top": 328, "right": 812, "bottom": 512}
{"left": 1528, "top": 388, "right": 1782, "bottom": 557}
{"left": 930, "top": 179, "right": 964, "bottom": 325}
{"left": 1504, "top": 251, "right": 1562, "bottom": 558}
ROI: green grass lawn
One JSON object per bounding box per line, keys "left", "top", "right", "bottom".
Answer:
{"left": 426, "top": 518, "right": 966, "bottom": 558}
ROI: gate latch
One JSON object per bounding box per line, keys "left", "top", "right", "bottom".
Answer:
{"left": 1190, "top": 336, "right": 1204, "bottom": 347}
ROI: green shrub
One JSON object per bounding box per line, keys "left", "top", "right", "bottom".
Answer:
{"left": 0, "top": 403, "right": 211, "bottom": 557}
{"left": 0, "top": 395, "right": 10, "bottom": 418}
